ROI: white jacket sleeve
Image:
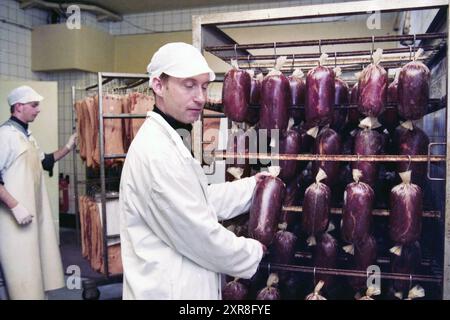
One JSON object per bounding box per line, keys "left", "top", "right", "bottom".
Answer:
{"left": 143, "top": 156, "right": 263, "bottom": 279}
{"left": 207, "top": 177, "right": 256, "bottom": 221}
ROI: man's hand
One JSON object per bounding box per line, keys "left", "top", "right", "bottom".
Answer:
{"left": 11, "top": 203, "right": 34, "bottom": 225}
{"left": 65, "top": 133, "right": 78, "bottom": 150}
{"left": 254, "top": 171, "right": 272, "bottom": 184}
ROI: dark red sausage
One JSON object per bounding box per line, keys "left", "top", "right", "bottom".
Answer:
{"left": 391, "top": 241, "right": 422, "bottom": 294}
{"left": 249, "top": 176, "right": 286, "bottom": 246}
{"left": 260, "top": 73, "right": 291, "bottom": 133}
{"left": 281, "top": 176, "right": 301, "bottom": 231}
{"left": 222, "top": 279, "right": 249, "bottom": 300}
{"left": 398, "top": 61, "right": 430, "bottom": 120}
{"left": 246, "top": 74, "right": 263, "bottom": 125}
{"left": 313, "top": 233, "right": 338, "bottom": 290}
{"left": 380, "top": 74, "right": 400, "bottom": 132}
{"left": 389, "top": 174, "right": 422, "bottom": 245}
{"left": 349, "top": 235, "right": 378, "bottom": 292}
{"left": 302, "top": 175, "right": 331, "bottom": 243}
{"left": 256, "top": 274, "right": 281, "bottom": 300}
{"left": 394, "top": 125, "right": 429, "bottom": 187}
{"left": 225, "top": 128, "right": 252, "bottom": 181}
{"left": 348, "top": 82, "right": 362, "bottom": 127}
{"left": 278, "top": 129, "right": 302, "bottom": 183}
{"left": 342, "top": 177, "right": 374, "bottom": 243}
{"left": 352, "top": 128, "right": 384, "bottom": 188}
{"left": 331, "top": 76, "right": 349, "bottom": 132}
{"left": 223, "top": 69, "right": 251, "bottom": 122}
{"left": 305, "top": 66, "right": 335, "bottom": 127}
{"left": 312, "top": 127, "right": 342, "bottom": 187}
{"left": 288, "top": 72, "right": 306, "bottom": 123}
{"left": 271, "top": 229, "right": 297, "bottom": 265}
{"left": 358, "top": 63, "right": 387, "bottom": 117}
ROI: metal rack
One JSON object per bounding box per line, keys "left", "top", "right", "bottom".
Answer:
{"left": 72, "top": 72, "right": 150, "bottom": 299}
{"left": 193, "top": 0, "right": 449, "bottom": 299}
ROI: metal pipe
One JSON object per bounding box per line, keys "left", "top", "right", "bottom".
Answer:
{"left": 205, "top": 32, "right": 447, "bottom": 52}
{"left": 259, "top": 263, "right": 442, "bottom": 283}
{"left": 216, "top": 45, "right": 437, "bottom": 61}
{"left": 98, "top": 73, "right": 109, "bottom": 277}
{"left": 104, "top": 154, "right": 127, "bottom": 160}
{"left": 293, "top": 251, "right": 433, "bottom": 267}
{"left": 282, "top": 206, "right": 441, "bottom": 219}
{"left": 71, "top": 86, "right": 80, "bottom": 246}
{"left": 205, "top": 99, "right": 444, "bottom": 110}
{"left": 214, "top": 152, "right": 445, "bottom": 162}
{"left": 102, "top": 114, "right": 147, "bottom": 119}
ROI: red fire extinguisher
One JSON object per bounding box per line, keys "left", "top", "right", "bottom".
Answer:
{"left": 59, "top": 173, "right": 69, "bottom": 213}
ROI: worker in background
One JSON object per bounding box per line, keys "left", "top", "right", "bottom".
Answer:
{"left": 0, "top": 85, "right": 77, "bottom": 299}
{"left": 119, "top": 42, "right": 268, "bottom": 299}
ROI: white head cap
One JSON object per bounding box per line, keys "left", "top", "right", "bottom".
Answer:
{"left": 8, "top": 85, "right": 44, "bottom": 106}
{"left": 147, "top": 42, "right": 215, "bottom": 87}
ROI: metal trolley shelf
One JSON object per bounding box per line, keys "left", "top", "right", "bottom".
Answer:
{"left": 72, "top": 72, "right": 150, "bottom": 299}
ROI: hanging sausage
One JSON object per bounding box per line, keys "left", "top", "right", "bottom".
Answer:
{"left": 222, "top": 59, "right": 251, "bottom": 122}
{"left": 249, "top": 167, "right": 286, "bottom": 246}
{"left": 342, "top": 169, "right": 374, "bottom": 249}
{"left": 302, "top": 169, "right": 331, "bottom": 246}
{"left": 331, "top": 66, "right": 350, "bottom": 132}
{"left": 288, "top": 68, "right": 306, "bottom": 123}
{"left": 358, "top": 48, "right": 388, "bottom": 118}
{"left": 260, "top": 56, "right": 291, "bottom": 138}
{"left": 393, "top": 121, "right": 430, "bottom": 188}
{"left": 246, "top": 72, "right": 264, "bottom": 125}
{"left": 305, "top": 53, "right": 335, "bottom": 127}
{"left": 352, "top": 117, "right": 384, "bottom": 188}
{"left": 389, "top": 170, "right": 423, "bottom": 256}
{"left": 398, "top": 49, "right": 430, "bottom": 120}
{"left": 312, "top": 127, "right": 342, "bottom": 187}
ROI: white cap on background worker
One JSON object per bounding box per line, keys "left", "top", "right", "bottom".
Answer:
{"left": 7, "top": 85, "right": 44, "bottom": 106}
{"left": 146, "top": 42, "right": 216, "bottom": 86}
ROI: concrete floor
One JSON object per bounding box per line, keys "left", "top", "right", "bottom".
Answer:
{"left": 0, "top": 228, "right": 123, "bottom": 300}
{"left": 55, "top": 227, "right": 123, "bottom": 300}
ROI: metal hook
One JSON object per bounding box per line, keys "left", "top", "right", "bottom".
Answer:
{"left": 292, "top": 54, "right": 295, "bottom": 71}
{"left": 413, "top": 34, "right": 417, "bottom": 60}
{"left": 409, "top": 45, "right": 413, "bottom": 61}
{"left": 371, "top": 35, "right": 375, "bottom": 62}
{"left": 318, "top": 39, "right": 322, "bottom": 55}
{"left": 268, "top": 263, "right": 271, "bottom": 276}
{"left": 407, "top": 155, "right": 412, "bottom": 171}
{"left": 234, "top": 44, "right": 237, "bottom": 61}
{"left": 313, "top": 267, "right": 317, "bottom": 285}
{"left": 247, "top": 55, "right": 251, "bottom": 69}
{"left": 409, "top": 274, "right": 413, "bottom": 290}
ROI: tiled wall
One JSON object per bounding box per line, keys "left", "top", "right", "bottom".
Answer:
{"left": 109, "top": 0, "right": 356, "bottom": 35}
{"left": 0, "top": 0, "right": 47, "bottom": 80}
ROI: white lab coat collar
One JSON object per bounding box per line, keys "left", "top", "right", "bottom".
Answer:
{"left": 147, "top": 111, "right": 193, "bottom": 160}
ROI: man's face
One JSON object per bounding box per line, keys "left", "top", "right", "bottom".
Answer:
{"left": 15, "top": 101, "right": 40, "bottom": 123}
{"left": 155, "top": 73, "right": 210, "bottom": 124}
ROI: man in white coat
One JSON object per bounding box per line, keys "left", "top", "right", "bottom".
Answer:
{"left": 119, "top": 42, "right": 268, "bottom": 299}
{"left": 0, "top": 86, "right": 77, "bottom": 299}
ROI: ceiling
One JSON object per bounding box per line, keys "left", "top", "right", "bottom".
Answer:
{"left": 44, "top": 0, "right": 282, "bottom": 15}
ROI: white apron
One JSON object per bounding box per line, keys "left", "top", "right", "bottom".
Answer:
{"left": 0, "top": 132, "right": 64, "bottom": 299}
